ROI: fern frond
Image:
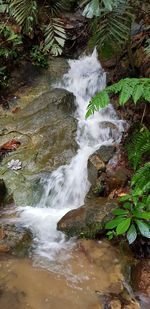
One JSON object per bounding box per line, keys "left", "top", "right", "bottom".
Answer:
{"left": 43, "top": 18, "right": 66, "bottom": 56}
{"left": 86, "top": 0, "right": 132, "bottom": 52}
{"left": 86, "top": 78, "right": 150, "bottom": 118}
{"left": 126, "top": 127, "right": 150, "bottom": 170}
{"left": 0, "top": 0, "right": 8, "bottom": 13}
{"left": 81, "top": 0, "right": 121, "bottom": 18}
{"left": 10, "top": 0, "right": 38, "bottom": 34}
{"left": 47, "top": 0, "right": 66, "bottom": 16}
{"left": 132, "top": 162, "right": 150, "bottom": 194}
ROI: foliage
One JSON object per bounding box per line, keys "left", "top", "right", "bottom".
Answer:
{"left": 0, "top": 23, "right": 22, "bottom": 59}
{"left": 81, "top": 0, "right": 133, "bottom": 55}
{"left": 126, "top": 126, "right": 150, "bottom": 170}
{"left": 105, "top": 192, "right": 150, "bottom": 243}
{"left": 10, "top": 0, "right": 38, "bottom": 36}
{"left": 0, "top": 0, "right": 8, "bottom": 13}
{"left": 30, "top": 45, "right": 48, "bottom": 68}
{"left": 86, "top": 78, "right": 150, "bottom": 118}
{"left": 43, "top": 18, "right": 66, "bottom": 56}
{"left": 132, "top": 162, "right": 150, "bottom": 195}
{"left": 0, "top": 0, "right": 68, "bottom": 57}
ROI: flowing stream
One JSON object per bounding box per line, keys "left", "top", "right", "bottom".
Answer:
{"left": 16, "top": 50, "right": 125, "bottom": 272}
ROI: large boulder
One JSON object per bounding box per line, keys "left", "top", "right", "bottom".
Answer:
{"left": 57, "top": 197, "right": 118, "bottom": 237}
{"left": 0, "top": 91, "right": 77, "bottom": 204}
{"left": 0, "top": 62, "right": 77, "bottom": 205}
{"left": 0, "top": 58, "right": 77, "bottom": 205}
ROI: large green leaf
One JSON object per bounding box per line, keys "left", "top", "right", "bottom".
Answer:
{"left": 136, "top": 220, "right": 150, "bottom": 238}
{"left": 116, "top": 218, "right": 131, "bottom": 235}
{"left": 134, "top": 211, "right": 150, "bottom": 220}
{"left": 112, "top": 209, "right": 129, "bottom": 216}
{"left": 105, "top": 217, "right": 124, "bottom": 229}
{"left": 127, "top": 224, "right": 137, "bottom": 244}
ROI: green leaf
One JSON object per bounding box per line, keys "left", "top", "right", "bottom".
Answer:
{"left": 127, "top": 224, "right": 137, "bottom": 244}
{"left": 136, "top": 220, "right": 150, "bottom": 238}
{"left": 135, "top": 211, "right": 150, "bottom": 219}
{"left": 105, "top": 217, "right": 124, "bottom": 229}
{"left": 112, "top": 209, "right": 129, "bottom": 216}
{"left": 119, "top": 194, "right": 131, "bottom": 202}
{"left": 132, "top": 84, "right": 143, "bottom": 104}
{"left": 123, "top": 202, "right": 132, "bottom": 209}
{"left": 116, "top": 218, "right": 131, "bottom": 235}
{"left": 106, "top": 230, "right": 114, "bottom": 240}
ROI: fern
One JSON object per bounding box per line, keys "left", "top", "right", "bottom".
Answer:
{"left": 47, "top": 0, "right": 66, "bottom": 16}
{"left": 0, "top": 0, "right": 8, "bottom": 13}
{"left": 81, "top": 0, "right": 120, "bottom": 18}
{"left": 81, "top": 0, "right": 132, "bottom": 53}
{"left": 126, "top": 127, "right": 150, "bottom": 170}
{"left": 132, "top": 162, "right": 150, "bottom": 194}
{"left": 86, "top": 78, "right": 150, "bottom": 118}
{"left": 10, "top": 0, "right": 38, "bottom": 35}
{"left": 43, "top": 18, "right": 66, "bottom": 56}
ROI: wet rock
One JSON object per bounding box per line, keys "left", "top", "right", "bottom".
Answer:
{"left": 0, "top": 179, "right": 7, "bottom": 206}
{"left": 0, "top": 224, "right": 32, "bottom": 257}
{"left": 131, "top": 260, "right": 150, "bottom": 297}
{"left": 88, "top": 154, "right": 106, "bottom": 186}
{"left": 105, "top": 167, "right": 129, "bottom": 194}
{"left": 0, "top": 88, "right": 77, "bottom": 205}
{"left": 95, "top": 145, "right": 116, "bottom": 163}
{"left": 99, "top": 121, "right": 120, "bottom": 140}
{"left": 88, "top": 145, "right": 116, "bottom": 189}
{"left": 57, "top": 197, "right": 118, "bottom": 237}
{"left": 97, "top": 288, "right": 140, "bottom": 309}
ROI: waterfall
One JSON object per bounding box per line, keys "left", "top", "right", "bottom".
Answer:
{"left": 17, "top": 50, "right": 125, "bottom": 271}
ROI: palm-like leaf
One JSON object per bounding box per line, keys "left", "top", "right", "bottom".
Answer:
{"left": 81, "top": 0, "right": 119, "bottom": 18}
{"left": 47, "top": 0, "right": 66, "bottom": 16}
{"left": 10, "top": 0, "right": 38, "bottom": 34}
{"left": 90, "top": 0, "right": 132, "bottom": 51}
{"left": 43, "top": 18, "right": 66, "bottom": 56}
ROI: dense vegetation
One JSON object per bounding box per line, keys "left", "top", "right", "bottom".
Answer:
{"left": 0, "top": 0, "right": 150, "bottom": 247}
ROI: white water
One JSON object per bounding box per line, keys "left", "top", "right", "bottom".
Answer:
{"left": 17, "top": 50, "right": 126, "bottom": 270}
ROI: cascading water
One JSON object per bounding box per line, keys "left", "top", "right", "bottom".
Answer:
{"left": 17, "top": 50, "right": 126, "bottom": 271}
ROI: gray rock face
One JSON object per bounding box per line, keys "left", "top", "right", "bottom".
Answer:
{"left": 0, "top": 59, "right": 77, "bottom": 205}
{"left": 95, "top": 145, "right": 116, "bottom": 163}
{"left": 57, "top": 197, "right": 118, "bottom": 237}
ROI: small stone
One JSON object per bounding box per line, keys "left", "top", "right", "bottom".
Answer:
{"left": 110, "top": 299, "right": 122, "bottom": 309}
{"left": 123, "top": 300, "right": 140, "bottom": 309}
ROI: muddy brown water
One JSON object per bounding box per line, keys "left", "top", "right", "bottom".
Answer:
{"left": 0, "top": 239, "right": 124, "bottom": 309}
